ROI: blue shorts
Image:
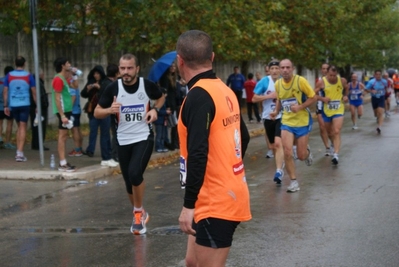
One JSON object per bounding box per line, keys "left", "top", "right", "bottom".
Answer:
{"left": 11, "top": 106, "right": 30, "bottom": 123}
{"left": 371, "top": 97, "right": 385, "bottom": 109}
{"left": 281, "top": 123, "right": 312, "bottom": 138}
{"left": 322, "top": 113, "right": 343, "bottom": 123}
{"left": 71, "top": 113, "right": 81, "bottom": 127}
{"left": 349, "top": 99, "right": 363, "bottom": 107}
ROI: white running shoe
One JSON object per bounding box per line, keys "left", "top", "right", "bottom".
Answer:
{"left": 304, "top": 146, "right": 313, "bottom": 166}
{"left": 130, "top": 210, "right": 149, "bottom": 235}
{"left": 265, "top": 150, "right": 274, "bottom": 158}
{"left": 332, "top": 154, "right": 339, "bottom": 165}
{"left": 293, "top": 146, "right": 298, "bottom": 160}
{"left": 287, "top": 180, "right": 300, "bottom": 193}
{"left": 101, "top": 159, "right": 119, "bottom": 167}
{"left": 325, "top": 148, "right": 331, "bottom": 156}
{"left": 352, "top": 124, "right": 358, "bottom": 130}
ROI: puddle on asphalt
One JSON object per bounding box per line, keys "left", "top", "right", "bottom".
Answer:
{"left": 0, "top": 182, "right": 92, "bottom": 217}
{"left": 3, "top": 225, "right": 184, "bottom": 235}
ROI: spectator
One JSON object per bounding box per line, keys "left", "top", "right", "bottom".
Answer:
{"left": 159, "top": 63, "right": 179, "bottom": 150}
{"left": 103, "top": 64, "right": 119, "bottom": 162}
{"left": 3, "top": 56, "right": 37, "bottom": 162}
{"left": 0, "top": 66, "right": 15, "bottom": 149}
{"left": 68, "top": 68, "right": 84, "bottom": 156}
{"left": 30, "top": 68, "right": 49, "bottom": 150}
{"left": 244, "top": 73, "right": 261, "bottom": 123}
{"left": 154, "top": 88, "right": 170, "bottom": 153}
{"left": 226, "top": 66, "right": 245, "bottom": 108}
{"left": 81, "top": 65, "right": 117, "bottom": 167}
{"left": 51, "top": 57, "right": 77, "bottom": 172}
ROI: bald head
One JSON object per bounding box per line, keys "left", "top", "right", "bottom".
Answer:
{"left": 279, "top": 59, "right": 295, "bottom": 81}
{"left": 176, "top": 30, "right": 213, "bottom": 69}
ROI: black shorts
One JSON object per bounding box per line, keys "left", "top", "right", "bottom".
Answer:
{"left": 0, "top": 110, "right": 13, "bottom": 120}
{"left": 371, "top": 97, "right": 385, "bottom": 109}
{"left": 71, "top": 113, "right": 81, "bottom": 127}
{"left": 118, "top": 137, "right": 154, "bottom": 193}
{"left": 192, "top": 218, "right": 240, "bottom": 248}
{"left": 56, "top": 112, "right": 73, "bottom": 129}
{"left": 263, "top": 119, "right": 281, "bottom": 144}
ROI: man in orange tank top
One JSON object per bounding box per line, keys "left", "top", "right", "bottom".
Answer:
{"left": 176, "top": 30, "right": 251, "bottom": 267}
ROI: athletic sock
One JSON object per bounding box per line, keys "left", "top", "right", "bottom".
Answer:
{"left": 134, "top": 207, "right": 143, "bottom": 213}
{"left": 60, "top": 159, "right": 67, "bottom": 166}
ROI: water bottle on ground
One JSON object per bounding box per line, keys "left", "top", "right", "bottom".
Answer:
{"left": 50, "top": 154, "right": 55, "bottom": 170}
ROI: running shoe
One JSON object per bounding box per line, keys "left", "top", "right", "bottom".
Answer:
{"left": 4, "top": 143, "right": 16, "bottom": 149}
{"left": 58, "top": 163, "right": 76, "bottom": 172}
{"left": 130, "top": 210, "right": 149, "bottom": 235}
{"left": 352, "top": 124, "right": 358, "bottom": 130}
{"left": 287, "top": 180, "right": 300, "bottom": 193}
{"left": 273, "top": 169, "right": 284, "bottom": 184}
{"left": 304, "top": 146, "right": 313, "bottom": 166}
{"left": 265, "top": 150, "right": 274, "bottom": 158}
{"left": 101, "top": 159, "right": 119, "bottom": 167}
{"left": 68, "top": 149, "right": 83, "bottom": 157}
{"left": 293, "top": 147, "right": 298, "bottom": 160}
{"left": 15, "top": 155, "right": 27, "bottom": 162}
{"left": 325, "top": 147, "right": 331, "bottom": 156}
{"left": 332, "top": 154, "right": 339, "bottom": 165}
{"left": 376, "top": 127, "right": 381, "bottom": 134}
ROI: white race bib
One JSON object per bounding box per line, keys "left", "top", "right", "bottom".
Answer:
{"left": 328, "top": 100, "right": 341, "bottom": 110}
{"left": 281, "top": 98, "right": 298, "bottom": 113}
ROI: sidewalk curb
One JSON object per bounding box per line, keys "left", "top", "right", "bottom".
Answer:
{"left": 0, "top": 165, "right": 120, "bottom": 181}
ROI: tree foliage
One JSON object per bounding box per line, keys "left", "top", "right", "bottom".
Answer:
{"left": 1, "top": 0, "right": 399, "bottom": 70}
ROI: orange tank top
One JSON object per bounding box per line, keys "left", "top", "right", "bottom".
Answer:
{"left": 393, "top": 74, "right": 399, "bottom": 89}
{"left": 178, "top": 78, "right": 252, "bottom": 223}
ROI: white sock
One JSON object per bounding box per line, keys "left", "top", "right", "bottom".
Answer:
{"left": 134, "top": 207, "right": 143, "bottom": 213}
{"left": 60, "top": 159, "right": 67, "bottom": 166}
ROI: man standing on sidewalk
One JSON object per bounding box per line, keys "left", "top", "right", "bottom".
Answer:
{"left": 3, "top": 56, "right": 37, "bottom": 162}
{"left": 244, "top": 73, "right": 261, "bottom": 123}
{"left": 226, "top": 66, "right": 245, "bottom": 108}
{"left": 176, "top": 30, "right": 251, "bottom": 267}
{"left": 270, "top": 59, "right": 317, "bottom": 193}
{"left": 95, "top": 54, "right": 165, "bottom": 235}
{"left": 52, "top": 57, "right": 76, "bottom": 172}
{"left": 0, "top": 66, "right": 15, "bottom": 150}
{"left": 30, "top": 68, "right": 49, "bottom": 151}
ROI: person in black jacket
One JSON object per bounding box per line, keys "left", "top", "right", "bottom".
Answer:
{"left": 159, "top": 63, "right": 179, "bottom": 150}
{"left": 81, "top": 65, "right": 117, "bottom": 167}
{"left": 30, "top": 69, "right": 49, "bottom": 150}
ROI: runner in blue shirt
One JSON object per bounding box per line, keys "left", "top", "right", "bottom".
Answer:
{"left": 365, "top": 70, "right": 387, "bottom": 134}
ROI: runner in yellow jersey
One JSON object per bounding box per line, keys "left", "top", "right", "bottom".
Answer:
{"left": 315, "top": 65, "right": 348, "bottom": 165}
{"left": 270, "top": 59, "right": 317, "bottom": 193}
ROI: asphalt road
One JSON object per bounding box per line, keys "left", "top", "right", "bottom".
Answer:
{"left": 1, "top": 104, "right": 399, "bottom": 267}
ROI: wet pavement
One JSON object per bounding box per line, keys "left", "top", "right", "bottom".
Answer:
{"left": 1, "top": 100, "right": 399, "bottom": 267}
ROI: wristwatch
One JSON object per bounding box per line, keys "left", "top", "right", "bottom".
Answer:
{"left": 153, "top": 107, "right": 160, "bottom": 113}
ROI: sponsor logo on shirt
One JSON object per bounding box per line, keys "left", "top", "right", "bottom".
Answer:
{"left": 121, "top": 104, "right": 145, "bottom": 113}
{"left": 233, "top": 161, "right": 244, "bottom": 175}
{"left": 222, "top": 113, "right": 239, "bottom": 127}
